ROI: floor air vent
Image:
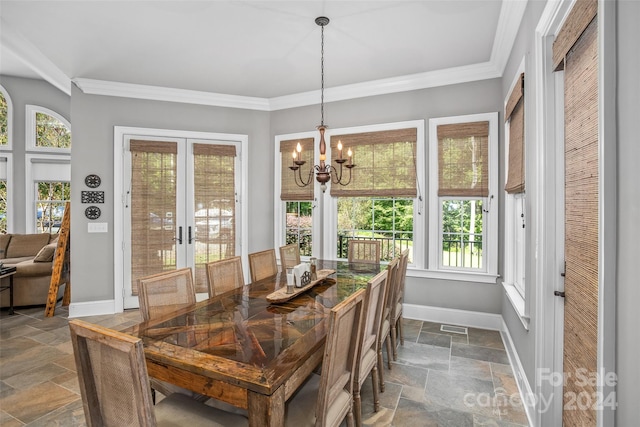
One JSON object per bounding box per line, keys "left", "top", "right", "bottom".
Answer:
{"left": 440, "top": 325, "right": 468, "bottom": 335}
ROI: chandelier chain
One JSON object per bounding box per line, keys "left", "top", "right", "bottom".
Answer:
{"left": 320, "top": 23, "right": 325, "bottom": 126}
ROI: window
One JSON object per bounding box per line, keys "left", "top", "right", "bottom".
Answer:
{"left": 26, "top": 105, "right": 71, "bottom": 152}
{"left": 35, "top": 181, "right": 70, "bottom": 233}
{"left": 325, "top": 121, "right": 425, "bottom": 265}
{"left": 504, "top": 68, "right": 527, "bottom": 303}
{"left": 26, "top": 155, "right": 71, "bottom": 233}
{"left": 275, "top": 133, "right": 317, "bottom": 260}
{"left": 429, "top": 113, "right": 498, "bottom": 280}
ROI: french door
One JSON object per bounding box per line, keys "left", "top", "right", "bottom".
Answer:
{"left": 122, "top": 135, "right": 241, "bottom": 309}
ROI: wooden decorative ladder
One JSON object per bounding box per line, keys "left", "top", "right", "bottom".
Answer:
{"left": 45, "top": 201, "right": 71, "bottom": 317}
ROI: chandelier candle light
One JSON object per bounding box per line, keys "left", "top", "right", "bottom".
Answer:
{"left": 289, "top": 16, "right": 355, "bottom": 193}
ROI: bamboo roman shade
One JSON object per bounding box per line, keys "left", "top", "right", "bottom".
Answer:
{"left": 329, "top": 128, "right": 417, "bottom": 197}
{"left": 437, "top": 122, "right": 489, "bottom": 197}
{"left": 130, "top": 140, "right": 178, "bottom": 295}
{"left": 505, "top": 73, "right": 525, "bottom": 194}
{"left": 552, "top": 0, "right": 597, "bottom": 71}
{"left": 280, "top": 138, "right": 314, "bottom": 201}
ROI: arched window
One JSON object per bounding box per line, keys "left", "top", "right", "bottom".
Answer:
{"left": 26, "top": 105, "right": 71, "bottom": 152}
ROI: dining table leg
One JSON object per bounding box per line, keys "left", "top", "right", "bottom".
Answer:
{"left": 247, "top": 385, "right": 285, "bottom": 427}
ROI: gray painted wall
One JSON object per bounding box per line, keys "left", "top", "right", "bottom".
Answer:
{"left": 69, "top": 84, "right": 271, "bottom": 302}
{"left": 272, "top": 79, "right": 505, "bottom": 315}
{"left": 0, "top": 76, "right": 70, "bottom": 233}
{"left": 616, "top": 0, "right": 640, "bottom": 423}
{"left": 498, "top": 0, "right": 547, "bottom": 394}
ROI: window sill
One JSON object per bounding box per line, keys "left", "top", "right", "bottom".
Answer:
{"left": 408, "top": 268, "right": 500, "bottom": 284}
{"left": 503, "top": 282, "right": 530, "bottom": 330}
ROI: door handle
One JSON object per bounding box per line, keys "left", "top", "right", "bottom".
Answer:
{"left": 173, "top": 226, "right": 183, "bottom": 245}
{"left": 554, "top": 291, "right": 565, "bottom": 298}
{"left": 188, "top": 226, "right": 197, "bottom": 244}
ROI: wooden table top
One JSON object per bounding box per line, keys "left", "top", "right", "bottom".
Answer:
{"left": 127, "top": 260, "right": 380, "bottom": 397}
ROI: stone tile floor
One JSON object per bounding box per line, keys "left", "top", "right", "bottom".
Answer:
{"left": 0, "top": 305, "right": 529, "bottom": 426}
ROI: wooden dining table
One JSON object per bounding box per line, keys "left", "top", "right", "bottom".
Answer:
{"left": 127, "top": 260, "right": 380, "bottom": 427}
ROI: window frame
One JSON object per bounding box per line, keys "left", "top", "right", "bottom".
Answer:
{"left": 25, "top": 153, "right": 71, "bottom": 233}
{"left": 503, "top": 57, "right": 530, "bottom": 328}
{"left": 274, "top": 130, "right": 322, "bottom": 262}
{"left": 428, "top": 112, "right": 499, "bottom": 283}
{"left": 322, "top": 120, "right": 425, "bottom": 267}
{"left": 25, "top": 105, "right": 71, "bottom": 153}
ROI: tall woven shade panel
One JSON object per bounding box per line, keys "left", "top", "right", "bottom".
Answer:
{"left": 129, "top": 140, "right": 178, "bottom": 296}
{"left": 192, "top": 143, "right": 237, "bottom": 293}
{"left": 554, "top": 0, "right": 598, "bottom": 424}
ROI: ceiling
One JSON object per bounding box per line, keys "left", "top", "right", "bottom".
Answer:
{"left": 0, "top": 1, "right": 526, "bottom": 108}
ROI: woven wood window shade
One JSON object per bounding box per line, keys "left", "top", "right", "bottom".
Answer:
{"left": 437, "top": 122, "right": 489, "bottom": 197}
{"left": 130, "top": 140, "right": 178, "bottom": 295}
{"left": 193, "top": 143, "right": 237, "bottom": 291}
{"left": 560, "top": 16, "right": 599, "bottom": 427}
{"left": 329, "top": 128, "right": 417, "bottom": 198}
{"left": 280, "top": 138, "right": 314, "bottom": 201}
{"left": 505, "top": 73, "right": 525, "bottom": 194}
{"left": 552, "top": 0, "right": 597, "bottom": 71}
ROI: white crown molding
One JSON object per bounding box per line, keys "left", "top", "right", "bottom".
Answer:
{"left": 72, "top": 78, "right": 271, "bottom": 111}
{"left": 269, "top": 61, "right": 502, "bottom": 111}
{"left": 491, "top": 0, "right": 530, "bottom": 75}
{"left": 0, "top": 18, "right": 71, "bottom": 95}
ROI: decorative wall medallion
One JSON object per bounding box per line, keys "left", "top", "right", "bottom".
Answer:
{"left": 81, "top": 191, "right": 105, "bottom": 204}
{"left": 85, "top": 174, "right": 101, "bottom": 188}
{"left": 85, "top": 206, "right": 101, "bottom": 220}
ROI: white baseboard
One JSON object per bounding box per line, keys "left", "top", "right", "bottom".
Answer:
{"left": 403, "top": 303, "right": 504, "bottom": 330}
{"left": 68, "top": 300, "right": 116, "bottom": 318}
{"left": 501, "top": 318, "right": 536, "bottom": 427}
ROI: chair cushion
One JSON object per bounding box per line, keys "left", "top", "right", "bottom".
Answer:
{"left": 358, "top": 348, "right": 377, "bottom": 383}
{"left": 155, "top": 393, "right": 247, "bottom": 427}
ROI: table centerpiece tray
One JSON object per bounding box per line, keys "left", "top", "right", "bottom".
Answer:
{"left": 266, "top": 269, "right": 336, "bottom": 303}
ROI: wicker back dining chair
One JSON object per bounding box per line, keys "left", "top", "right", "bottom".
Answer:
{"left": 347, "top": 240, "right": 381, "bottom": 264}
{"left": 248, "top": 249, "right": 278, "bottom": 282}
{"left": 69, "top": 319, "right": 248, "bottom": 427}
{"left": 353, "top": 269, "right": 388, "bottom": 427}
{"left": 285, "top": 288, "right": 366, "bottom": 427}
{"left": 377, "top": 257, "right": 399, "bottom": 392}
{"left": 279, "top": 243, "right": 301, "bottom": 273}
{"left": 137, "top": 267, "right": 207, "bottom": 402}
{"left": 137, "top": 267, "right": 196, "bottom": 322}
{"left": 206, "top": 256, "right": 245, "bottom": 297}
{"left": 391, "top": 249, "right": 410, "bottom": 360}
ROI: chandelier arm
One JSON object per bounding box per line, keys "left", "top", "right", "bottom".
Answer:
{"left": 330, "top": 163, "right": 355, "bottom": 186}
{"left": 294, "top": 164, "right": 314, "bottom": 187}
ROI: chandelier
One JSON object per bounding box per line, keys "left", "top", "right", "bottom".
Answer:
{"left": 289, "top": 16, "right": 355, "bottom": 193}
